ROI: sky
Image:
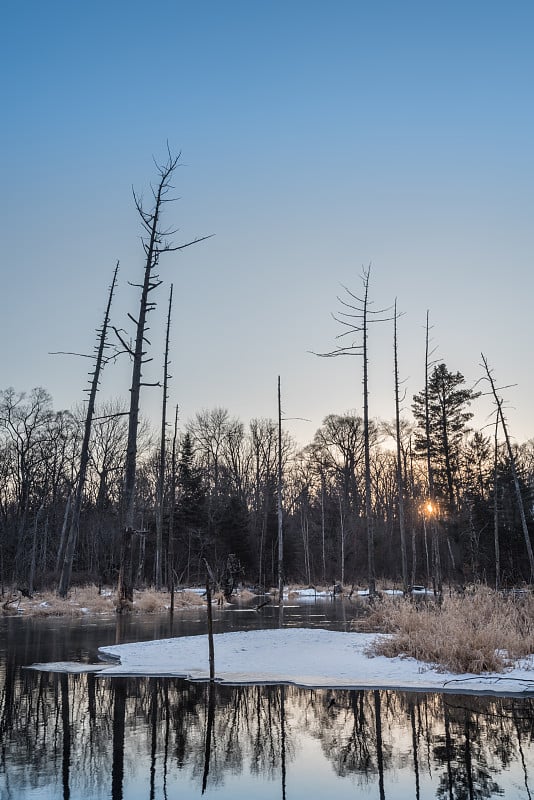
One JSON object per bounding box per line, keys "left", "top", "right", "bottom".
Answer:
{"left": 2, "top": 0, "right": 534, "bottom": 447}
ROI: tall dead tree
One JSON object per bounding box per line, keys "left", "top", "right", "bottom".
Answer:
{"left": 155, "top": 284, "right": 173, "bottom": 590}
{"left": 58, "top": 262, "right": 119, "bottom": 598}
{"left": 493, "top": 415, "right": 501, "bottom": 590}
{"left": 393, "top": 300, "right": 408, "bottom": 594}
{"left": 315, "top": 267, "right": 390, "bottom": 596}
{"left": 277, "top": 376, "right": 284, "bottom": 625}
{"left": 481, "top": 353, "right": 534, "bottom": 581}
{"left": 421, "top": 311, "right": 442, "bottom": 595}
{"left": 116, "top": 151, "right": 209, "bottom": 610}
{"left": 168, "top": 404, "right": 179, "bottom": 613}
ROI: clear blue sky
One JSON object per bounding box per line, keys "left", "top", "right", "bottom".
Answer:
{"left": 2, "top": 0, "right": 533, "bottom": 445}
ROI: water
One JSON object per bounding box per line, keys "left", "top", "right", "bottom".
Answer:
{"left": 1, "top": 600, "right": 534, "bottom": 799}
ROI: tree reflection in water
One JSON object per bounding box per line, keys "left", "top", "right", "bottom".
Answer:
{"left": 2, "top": 666, "right": 534, "bottom": 799}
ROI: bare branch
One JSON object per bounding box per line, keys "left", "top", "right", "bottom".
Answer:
{"left": 112, "top": 327, "right": 134, "bottom": 356}
{"left": 49, "top": 351, "right": 94, "bottom": 359}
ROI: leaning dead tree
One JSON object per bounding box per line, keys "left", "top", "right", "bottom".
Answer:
{"left": 481, "top": 353, "right": 534, "bottom": 582}
{"left": 315, "top": 266, "right": 391, "bottom": 596}
{"left": 155, "top": 284, "right": 173, "bottom": 590}
{"left": 57, "top": 262, "right": 119, "bottom": 598}
{"left": 116, "top": 151, "right": 210, "bottom": 611}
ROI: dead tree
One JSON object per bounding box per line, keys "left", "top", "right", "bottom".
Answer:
{"left": 168, "top": 404, "right": 179, "bottom": 613}
{"left": 58, "top": 262, "right": 119, "bottom": 598}
{"left": 315, "top": 266, "right": 391, "bottom": 596}
{"left": 423, "top": 311, "right": 442, "bottom": 596}
{"left": 116, "top": 151, "right": 209, "bottom": 610}
{"left": 493, "top": 415, "right": 501, "bottom": 590}
{"left": 393, "top": 300, "right": 408, "bottom": 594}
{"left": 481, "top": 353, "right": 534, "bottom": 581}
{"left": 277, "top": 376, "right": 284, "bottom": 625}
{"left": 155, "top": 284, "right": 173, "bottom": 590}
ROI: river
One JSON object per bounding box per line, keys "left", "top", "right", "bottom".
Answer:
{"left": 1, "top": 599, "right": 533, "bottom": 799}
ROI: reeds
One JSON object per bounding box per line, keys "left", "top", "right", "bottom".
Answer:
{"left": 359, "top": 587, "right": 534, "bottom": 673}
{"left": 2, "top": 584, "right": 206, "bottom": 617}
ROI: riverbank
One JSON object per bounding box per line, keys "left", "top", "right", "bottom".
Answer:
{"left": 1, "top": 585, "right": 209, "bottom": 617}
{"left": 11, "top": 584, "right": 534, "bottom": 681}
{"left": 0, "top": 583, "right": 330, "bottom": 617}
{"left": 29, "top": 627, "right": 534, "bottom": 696}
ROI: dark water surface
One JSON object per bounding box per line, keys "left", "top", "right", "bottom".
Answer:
{"left": 1, "top": 600, "right": 534, "bottom": 799}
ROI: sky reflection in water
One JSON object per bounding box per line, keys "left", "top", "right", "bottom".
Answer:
{"left": 1, "top": 605, "right": 534, "bottom": 799}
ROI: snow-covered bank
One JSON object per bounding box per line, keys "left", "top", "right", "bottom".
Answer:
{"left": 28, "top": 628, "right": 534, "bottom": 696}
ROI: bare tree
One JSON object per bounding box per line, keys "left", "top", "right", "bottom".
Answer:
{"left": 315, "top": 267, "right": 391, "bottom": 595}
{"left": 0, "top": 387, "right": 54, "bottom": 590}
{"left": 116, "top": 150, "right": 210, "bottom": 610}
{"left": 277, "top": 376, "right": 284, "bottom": 624}
{"left": 493, "top": 415, "right": 501, "bottom": 590}
{"left": 58, "top": 262, "right": 119, "bottom": 597}
{"left": 393, "top": 300, "right": 408, "bottom": 593}
{"left": 419, "top": 311, "right": 442, "bottom": 595}
{"left": 155, "top": 284, "right": 173, "bottom": 590}
{"left": 168, "top": 404, "right": 179, "bottom": 611}
{"left": 249, "top": 417, "right": 278, "bottom": 589}
{"left": 481, "top": 353, "right": 534, "bottom": 581}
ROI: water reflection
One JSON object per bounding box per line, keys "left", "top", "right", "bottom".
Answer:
{"left": 2, "top": 606, "right": 534, "bottom": 799}
{"left": 2, "top": 667, "right": 534, "bottom": 799}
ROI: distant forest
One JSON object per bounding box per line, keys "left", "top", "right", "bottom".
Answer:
{"left": 1, "top": 372, "right": 533, "bottom": 596}
{"left": 3, "top": 155, "right": 532, "bottom": 601}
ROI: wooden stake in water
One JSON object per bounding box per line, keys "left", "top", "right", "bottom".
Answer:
{"left": 206, "top": 575, "right": 215, "bottom": 681}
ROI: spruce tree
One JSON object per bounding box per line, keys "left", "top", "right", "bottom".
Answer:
{"left": 412, "top": 363, "right": 479, "bottom": 508}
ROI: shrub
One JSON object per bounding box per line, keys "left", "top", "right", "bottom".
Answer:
{"left": 357, "top": 588, "right": 534, "bottom": 673}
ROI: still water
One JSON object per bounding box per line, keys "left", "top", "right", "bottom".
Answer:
{"left": 1, "top": 600, "right": 534, "bottom": 799}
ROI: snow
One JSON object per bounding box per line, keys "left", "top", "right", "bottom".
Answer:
{"left": 29, "top": 628, "right": 534, "bottom": 696}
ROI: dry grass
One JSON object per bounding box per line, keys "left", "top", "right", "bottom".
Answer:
{"left": 133, "top": 589, "right": 170, "bottom": 613}
{"left": 15, "top": 586, "right": 116, "bottom": 617}
{"left": 132, "top": 588, "right": 204, "bottom": 612}
{"left": 238, "top": 588, "right": 257, "bottom": 602}
{"left": 173, "top": 590, "right": 206, "bottom": 607}
{"left": 356, "top": 588, "right": 534, "bottom": 673}
{"left": 2, "top": 584, "right": 209, "bottom": 617}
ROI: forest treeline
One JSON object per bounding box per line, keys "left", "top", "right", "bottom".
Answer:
{"left": 3, "top": 155, "right": 533, "bottom": 599}
{"left": 1, "top": 366, "right": 533, "bottom": 595}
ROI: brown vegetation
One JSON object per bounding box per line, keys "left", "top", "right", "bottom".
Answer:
{"left": 2, "top": 584, "right": 207, "bottom": 618}
{"left": 355, "top": 587, "right": 534, "bottom": 673}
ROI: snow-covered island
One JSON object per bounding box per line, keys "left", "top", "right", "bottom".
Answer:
{"left": 28, "top": 627, "right": 534, "bottom": 696}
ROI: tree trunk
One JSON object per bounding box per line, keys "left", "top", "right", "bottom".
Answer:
{"left": 155, "top": 285, "right": 173, "bottom": 590}
{"left": 58, "top": 262, "right": 118, "bottom": 598}
{"left": 118, "top": 153, "right": 208, "bottom": 609}
{"left": 393, "top": 300, "right": 408, "bottom": 593}
{"left": 493, "top": 417, "right": 501, "bottom": 591}
{"left": 277, "top": 376, "right": 284, "bottom": 626}
{"left": 361, "top": 272, "right": 375, "bottom": 596}
{"left": 482, "top": 353, "right": 534, "bottom": 581}
{"left": 169, "top": 404, "right": 179, "bottom": 613}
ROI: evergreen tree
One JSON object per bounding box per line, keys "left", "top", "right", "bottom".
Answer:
{"left": 174, "top": 432, "right": 206, "bottom": 581}
{"left": 217, "top": 495, "right": 252, "bottom": 572}
{"left": 175, "top": 433, "right": 205, "bottom": 528}
{"left": 217, "top": 495, "right": 252, "bottom": 570}
{"left": 412, "top": 363, "right": 479, "bottom": 507}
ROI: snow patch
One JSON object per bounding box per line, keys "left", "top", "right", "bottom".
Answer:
{"left": 28, "top": 628, "right": 534, "bottom": 696}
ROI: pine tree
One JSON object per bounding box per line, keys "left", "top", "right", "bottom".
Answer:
{"left": 412, "top": 363, "right": 479, "bottom": 508}
{"left": 175, "top": 433, "right": 205, "bottom": 531}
